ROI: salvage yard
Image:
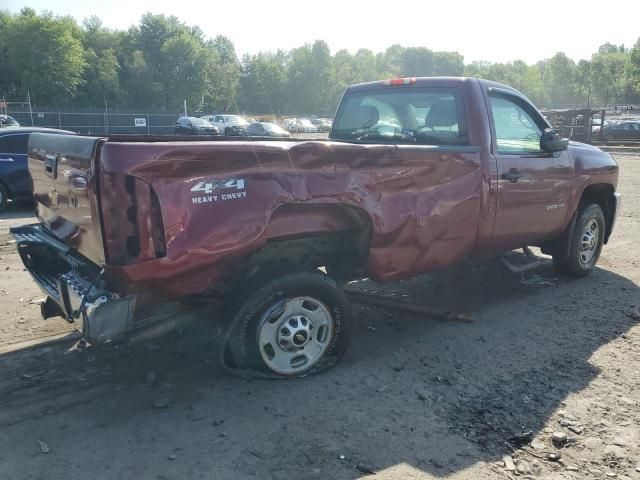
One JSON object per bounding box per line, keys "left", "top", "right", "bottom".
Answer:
{"left": 0, "top": 150, "right": 639, "bottom": 480}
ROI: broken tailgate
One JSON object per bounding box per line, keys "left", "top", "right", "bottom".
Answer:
{"left": 28, "top": 132, "right": 107, "bottom": 265}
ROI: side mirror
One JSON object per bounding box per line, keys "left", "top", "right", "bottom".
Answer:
{"left": 540, "top": 128, "right": 569, "bottom": 153}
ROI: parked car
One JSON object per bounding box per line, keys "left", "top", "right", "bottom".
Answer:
{"left": 174, "top": 117, "right": 219, "bottom": 136}
{"left": 283, "top": 118, "right": 317, "bottom": 133}
{"left": 311, "top": 118, "right": 332, "bottom": 132}
{"left": 299, "top": 119, "right": 318, "bottom": 133}
{"left": 282, "top": 118, "right": 300, "bottom": 132}
{"left": 201, "top": 114, "right": 249, "bottom": 136}
{"left": 590, "top": 117, "right": 612, "bottom": 134}
{"left": 0, "top": 115, "right": 20, "bottom": 128}
{"left": 12, "top": 77, "right": 620, "bottom": 378}
{"left": 602, "top": 121, "right": 640, "bottom": 143}
{"left": 0, "top": 127, "right": 73, "bottom": 211}
{"left": 245, "top": 122, "right": 292, "bottom": 138}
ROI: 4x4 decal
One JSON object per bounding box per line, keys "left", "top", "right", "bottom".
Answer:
{"left": 190, "top": 178, "right": 247, "bottom": 205}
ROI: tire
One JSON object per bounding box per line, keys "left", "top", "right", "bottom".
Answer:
{"left": 0, "top": 183, "right": 7, "bottom": 212}
{"left": 553, "top": 203, "right": 605, "bottom": 277}
{"left": 606, "top": 134, "right": 614, "bottom": 144}
{"left": 225, "top": 127, "right": 232, "bottom": 136}
{"left": 225, "top": 269, "right": 352, "bottom": 377}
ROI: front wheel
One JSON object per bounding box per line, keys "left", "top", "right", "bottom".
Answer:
{"left": 553, "top": 203, "right": 605, "bottom": 277}
{"left": 225, "top": 270, "right": 352, "bottom": 377}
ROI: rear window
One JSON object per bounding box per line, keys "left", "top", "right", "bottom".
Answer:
{"left": 331, "top": 87, "right": 467, "bottom": 145}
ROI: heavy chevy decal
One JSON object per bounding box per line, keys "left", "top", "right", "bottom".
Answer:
{"left": 190, "top": 178, "right": 247, "bottom": 205}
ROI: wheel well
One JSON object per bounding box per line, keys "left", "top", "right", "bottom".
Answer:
{"left": 236, "top": 205, "right": 373, "bottom": 284}
{"left": 579, "top": 184, "right": 615, "bottom": 243}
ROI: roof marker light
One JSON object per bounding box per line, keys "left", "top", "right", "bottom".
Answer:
{"left": 383, "top": 77, "right": 416, "bottom": 86}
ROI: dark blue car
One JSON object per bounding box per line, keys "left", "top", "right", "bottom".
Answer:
{"left": 0, "top": 127, "right": 73, "bottom": 211}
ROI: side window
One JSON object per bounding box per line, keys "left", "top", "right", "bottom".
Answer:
{"left": 0, "top": 134, "right": 28, "bottom": 153}
{"left": 490, "top": 94, "right": 543, "bottom": 154}
{"left": 215, "top": 116, "right": 224, "bottom": 123}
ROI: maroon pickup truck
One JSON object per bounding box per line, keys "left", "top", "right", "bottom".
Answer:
{"left": 12, "top": 77, "right": 620, "bottom": 377}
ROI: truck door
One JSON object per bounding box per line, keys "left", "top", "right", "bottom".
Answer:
{"left": 489, "top": 90, "right": 572, "bottom": 250}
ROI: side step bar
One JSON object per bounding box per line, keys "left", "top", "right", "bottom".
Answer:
{"left": 499, "top": 247, "right": 550, "bottom": 274}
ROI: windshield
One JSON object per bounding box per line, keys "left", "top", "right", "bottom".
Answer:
{"left": 331, "top": 87, "right": 468, "bottom": 146}
{"left": 262, "top": 123, "right": 286, "bottom": 134}
{"left": 191, "top": 118, "right": 211, "bottom": 126}
{"left": 224, "top": 115, "right": 249, "bottom": 125}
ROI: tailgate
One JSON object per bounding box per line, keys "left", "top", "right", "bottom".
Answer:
{"left": 29, "top": 133, "right": 106, "bottom": 265}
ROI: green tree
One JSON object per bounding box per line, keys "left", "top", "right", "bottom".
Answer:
{"left": 624, "top": 38, "right": 640, "bottom": 103}
{"left": 589, "top": 47, "right": 629, "bottom": 105}
{"left": 159, "top": 31, "right": 208, "bottom": 110}
{"left": 539, "top": 52, "right": 577, "bottom": 106}
{"left": 0, "top": 11, "right": 14, "bottom": 97}
{"left": 239, "top": 51, "right": 288, "bottom": 114}
{"left": 433, "top": 51, "right": 464, "bottom": 76}
{"left": 5, "top": 8, "right": 86, "bottom": 105}
{"left": 203, "top": 35, "right": 241, "bottom": 112}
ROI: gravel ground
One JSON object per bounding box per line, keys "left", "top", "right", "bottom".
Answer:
{"left": 0, "top": 152, "right": 638, "bottom": 480}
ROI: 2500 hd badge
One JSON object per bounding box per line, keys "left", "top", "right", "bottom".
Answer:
{"left": 190, "top": 178, "right": 247, "bottom": 205}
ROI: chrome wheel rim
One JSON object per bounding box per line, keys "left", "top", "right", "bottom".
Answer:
{"left": 579, "top": 219, "right": 599, "bottom": 265}
{"left": 257, "top": 296, "right": 333, "bottom": 375}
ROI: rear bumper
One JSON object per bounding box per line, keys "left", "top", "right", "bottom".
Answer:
{"left": 10, "top": 224, "right": 135, "bottom": 343}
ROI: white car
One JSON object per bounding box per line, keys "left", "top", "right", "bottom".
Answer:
{"left": 283, "top": 118, "right": 318, "bottom": 134}
{"left": 200, "top": 114, "right": 250, "bottom": 136}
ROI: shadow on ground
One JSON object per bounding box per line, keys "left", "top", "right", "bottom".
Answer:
{"left": 0, "top": 259, "right": 637, "bottom": 479}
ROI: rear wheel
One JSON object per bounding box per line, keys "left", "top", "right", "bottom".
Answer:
{"left": 225, "top": 127, "right": 232, "bottom": 136}
{"left": 606, "top": 134, "right": 614, "bottom": 144}
{"left": 553, "top": 203, "right": 605, "bottom": 277}
{"left": 0, "top": 184, "right": 7, "bottom": 212}
{"left": 225, "top": 270, "right": 352, "bottom": 377}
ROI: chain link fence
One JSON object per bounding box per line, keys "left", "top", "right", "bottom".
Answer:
{"left": 6, "top": 108, "right": 196, "bottom": 135}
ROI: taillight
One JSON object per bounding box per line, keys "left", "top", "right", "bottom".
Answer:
{"left": 150, "top": 188, "right": 166, "bottom": 258}
{"left": 383, "top": 77, "right": 416, "bottom": 86}
{"left": 101, "top": 174, "right": 166, "bottom": 264}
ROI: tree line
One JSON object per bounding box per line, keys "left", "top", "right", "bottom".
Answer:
{"left": 1, "top": 8, "right": 640, "bottom": 114}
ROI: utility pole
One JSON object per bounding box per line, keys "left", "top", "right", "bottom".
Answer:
{"left": 104, "top": 97, "right": 109, "bottom": 134}
{"left": 27, "top": 91, "right": 34, "bottom": 126}
{"left": 184, "top": 100, "right": 187, "bottom": 117}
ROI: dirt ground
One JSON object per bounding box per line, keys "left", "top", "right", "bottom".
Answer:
{"left": 0, "top": 151, "right": 639, "bottom": 480}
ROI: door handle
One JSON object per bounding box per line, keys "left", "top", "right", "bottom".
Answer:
{"left": 0, "top": 157, "right": 14, "bottom": 162}
{"left": 502, "top": 168, "right": 522, "bottom": 183}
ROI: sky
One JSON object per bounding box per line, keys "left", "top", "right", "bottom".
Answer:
{"left": 3, "top": 0, "right": 640, "bottom": 64}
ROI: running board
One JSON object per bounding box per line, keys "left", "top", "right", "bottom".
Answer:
{"left": 499, "top": 247, "right": 550, "bottom": 274}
